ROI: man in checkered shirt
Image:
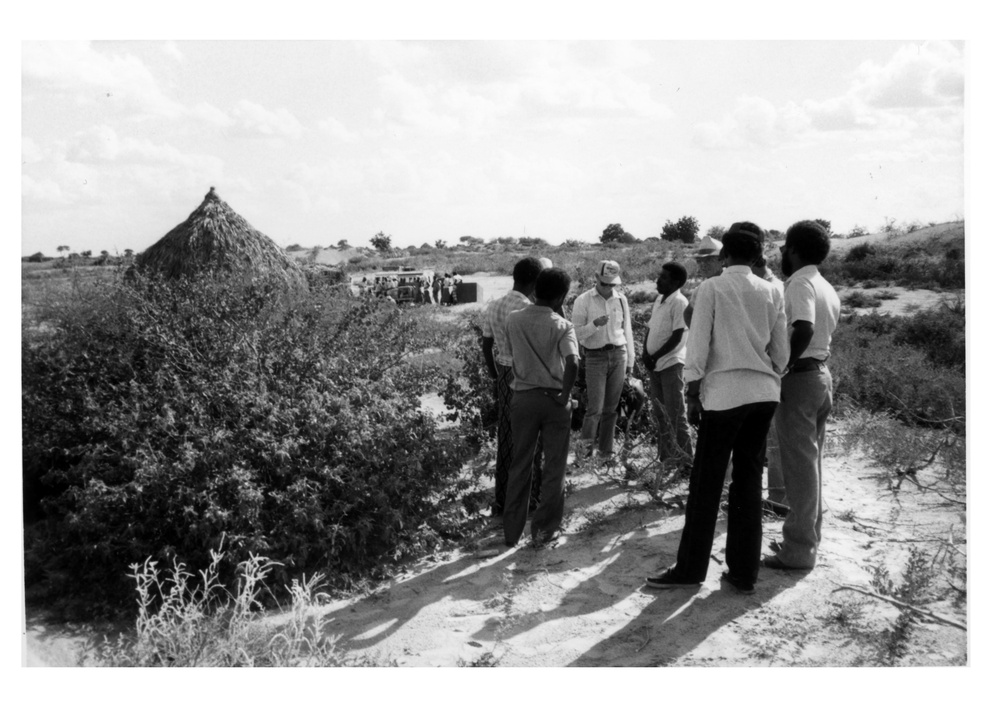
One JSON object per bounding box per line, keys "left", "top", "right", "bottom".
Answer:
{"left": 482, "top": 257, "right": 545, "bottom": 517}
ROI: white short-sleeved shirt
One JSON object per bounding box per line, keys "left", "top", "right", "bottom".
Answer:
{"left": 646, "top": 290, "right": 688, "bottom": 372}
{"left": 784, "top": 265, "right": 841, "bottom": 361}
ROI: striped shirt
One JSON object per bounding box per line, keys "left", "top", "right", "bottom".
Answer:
{"left": 481, "top": 290, "right": 533, "bottom": 366}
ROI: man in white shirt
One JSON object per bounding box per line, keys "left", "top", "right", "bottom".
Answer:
{"left": 570, "top": 260, "right": 635, "bottom": 464}
{"left": 765, "top": 221, "right": 841, "bottom": 571}
{"left": 645, "top": 224, "right": 789, "bottom": 595}
{"left": 642, "top": 261, "right": 692, "bottom": 469}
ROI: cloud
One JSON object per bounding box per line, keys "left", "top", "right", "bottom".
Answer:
{"left": 854, "top": 41, "right": 963, "bottom": 109}
{"left": 230, "top": 99, "right": 304, "bottom": 139}
{"left": 317, "top": 116, "right": 358, "bottom": 143}
{"left": 694, "top": 96, "right": 809, "bottom": 149}
{"left": 162, "top": 41, "right": 184, "bottom": 62}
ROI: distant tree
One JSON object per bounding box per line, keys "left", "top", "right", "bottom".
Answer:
{"left": 100, "top": 250, "right": 109, "bottom": 258}
{"left": 848, "top": 225, "right": 869, "bottom": 239}
{"left": 767, "top": 229, "right": 783, "bottom": 240}
{"left": 459, "top": 236, "right": 484, "bottom": 246}
{"left": 370, "top": 231, "right": 392, "bottom": 252}
{"left": 706, "top": 225, "right": 727, "bottom": 239}
{"left": 124, "top": 249, "right": 134, "bottom": 258}
{"left": 560, "top": 239, "right": 585, "bottom": 249}
{"left": 814, "top": 219, "right": 832, "bottom": 233}
{"left": 600, "top": 223, "right": 633, "bottom": 244}
{"left": 519, "top": 236, "right": 548, "bottom": 248}
{"left": 435, "top": 239, "right": 447, "bottom": 249}
{"left": 337, "top": 239, "right": 350, "bottom": 250}
{"left": 660, "top": 216, "right": 700, "bottom": 244}
{"left": 497, "top": 236, "right": 517, "bottom": 247}
{"left": 57, "top": 245, "right": 69, "bottom": 256}
{"left": 80, "top": 250, "right": 92, "bottom": 258}
{"left": 419, "top": 242, "right": 433, "bottom": 250}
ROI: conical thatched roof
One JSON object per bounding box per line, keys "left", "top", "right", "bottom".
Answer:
{"left": 135, "top": 187, "right": 304, "bottom": 284}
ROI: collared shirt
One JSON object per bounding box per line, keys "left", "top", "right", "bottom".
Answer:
{"left": 507, "top": 305, "right": 579, "bottom": 392}
{"left": 784, "top": 264, "right": 841, "bottom": 361}
{"left": 684, "top": 265, "right": 790, "bottom": 411}
{"left": 570, "top": 287, "right": 635, "bottom": 367}
{"left": 481, "top": 290, "right": 533, "bottom": 366}
{"left": 646, "top": 290, "right": 688, "bottom": 372}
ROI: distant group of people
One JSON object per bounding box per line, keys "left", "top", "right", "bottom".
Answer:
{"left": 358, "top": 271, "right": 463, "bottom": 305}
{"left": 479, "top": 220, "right": 840, "bottom": 595}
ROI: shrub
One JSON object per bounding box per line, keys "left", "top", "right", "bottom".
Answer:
{"left": 22, "top": 270, "right": 475, "bottom": 617}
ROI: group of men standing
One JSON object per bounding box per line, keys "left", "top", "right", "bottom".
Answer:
{"left": 480, "top": 220, "right": 840, "bottom": 595}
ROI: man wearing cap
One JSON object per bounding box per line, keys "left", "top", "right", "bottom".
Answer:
{"left": 571, "top": 260, "right": 635, "bottom": 464}
{"left": 683, "top": 236, "right": 724, "bottom": 328}
{"left": 482, "top": 258, "right": 546, "bottom": 517}
{"left": 765, "top": 221, "right": 840, "bottom": 571}
{"left": 645, "top": 224, "right": 788, "bottom": 595}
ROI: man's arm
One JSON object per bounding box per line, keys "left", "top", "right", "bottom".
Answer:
{"left": 481, "top": 335, "right": 498, "bottom": 379}
{"left": 622, "top": 296, "right": 634, "bottom": 372}
{"left": 557, "top": 354, "right": 579, "bottom": 406}
{"left": 570, "top": 292, "right": 600, "bottom": 347}
{"left": 648, "top": 328, "right": 684, "bottom": 361}
{"left": 786, "top": 321, "right": 814, "bottom": 368}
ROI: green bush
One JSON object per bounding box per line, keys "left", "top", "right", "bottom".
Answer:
{"left": 22, "top": 270, "right": 474, "bottom": 617}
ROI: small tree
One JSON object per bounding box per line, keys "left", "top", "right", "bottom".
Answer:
{"left": 435, "top": 239, "right": 447, "bottom": 249}
{"left": 459, "top": 236, "right": 484, "bottom": 247}
{"left": 370, "top": 231, "right": 392, "bottom": 252}
{"left": 814, "top": 219, "right": 832, "bottom": 233}
{"left": 600, "top": 223, "right": 632, "bottom": 244}
{"left": 661, "top": 216, "right": 700, "bottom": 244}
{"left": 337, "top": 239, "right": 350, "bottom": 250}
{"left": 706, "top": 225, "right": 726, "bottom": 239}
{"left": 57, "top": 245, "right": 70, "bottom": 256}
{"left": 80, "top": 250, "right": 92, "bottom": 258}
{"left": 124, "top": 249, "right": 134, "bottom": 258}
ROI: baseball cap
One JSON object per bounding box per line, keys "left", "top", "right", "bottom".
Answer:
{"left": 596, "top": 260, "right": 622, "bottom": 285}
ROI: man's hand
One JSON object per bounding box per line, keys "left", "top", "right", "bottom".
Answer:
{"left": 686, "top": 396, "right": 703, "bottom": 429}
{"left": 593, "top": 315, "right": 609, "bottom": 327}
{"left": 641, "top": 348, "right": 656, "bottom": 371}
{"left": 626, "top": 364, "right": 634, "bottom": 377}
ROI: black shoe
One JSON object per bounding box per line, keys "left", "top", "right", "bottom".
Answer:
{"left": 720, "top": 571, "right": 756, "bottom": 595}
{"left": 762, "top": 554, "right": 812, "bottom": 571}
{"left": 490, "top": 504, "right": 503, "bottom": 518}
{"left": 645, "top": 567, "right": 701, "bottom": 589}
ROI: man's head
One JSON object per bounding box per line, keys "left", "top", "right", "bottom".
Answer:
{"left": 535, "top": 268, "right": 572, "bottom": 310}
{"left": 693, "top": 236, "right": 724, "bottom": 278}
{"left": 656, "top": 261, "right": 688, "bottom": 296}
{"left": 594, "top": 260, "right": 622, "bottom": 298}
{"left": 512, "top": 257, "right": 545, "bottom": 293}
{"left": 781, "top": 220, "right": 831, "bottom": 276}
{"left": 721, "top": 222, "right": 764, "bottom": 267}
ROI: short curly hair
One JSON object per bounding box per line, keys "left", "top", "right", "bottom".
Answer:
{"left": 785, "top": 220, "right": 831, "bottom": 265}
{"left": 721, "top": 222, "right": 764, "bottom": 263}
{"left": 512, "top": 257, "right": 544, "bottom": 287}
{"left": 660, "top": 261, "right": 688, "bottom": 287}
{"left": 535, "top": 268, "right": 572, "bottom": 301}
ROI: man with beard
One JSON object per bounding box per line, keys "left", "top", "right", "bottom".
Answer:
{"left": 645, "top": 224, "right": 788, "bottom": 595}
{"left": 765, "top": 220, "right": 840, "bottom": 571}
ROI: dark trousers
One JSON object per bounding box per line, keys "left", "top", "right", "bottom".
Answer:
{"left": 503, "top": 389, "right": 572, "bottom": 546}
{"left": 495, "top": 364, "right": 542, "bottom": 513}
{"left": 673, "top": 401, "right": 778, "bottom": 585}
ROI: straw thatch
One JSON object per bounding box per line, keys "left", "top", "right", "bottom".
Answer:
{"left": 135, "top": 187, "right": 304, "bottom": 285}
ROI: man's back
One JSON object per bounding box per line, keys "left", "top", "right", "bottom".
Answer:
{"left": 685, "top": 265, "right": 789, "bottom": 411}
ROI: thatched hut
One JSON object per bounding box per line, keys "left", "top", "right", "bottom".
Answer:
{"left": 135, "top": 187, "right": 304, "bottom": 286}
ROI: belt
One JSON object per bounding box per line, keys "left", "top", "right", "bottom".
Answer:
{"left": 585, "top": 344, "right": 625, "bottom": 352}
{"left": 788, "top": 357, "right": 827, "bottom": 373}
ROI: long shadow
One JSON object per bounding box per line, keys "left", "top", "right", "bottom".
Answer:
{"left": 319, "top": 473, "right": 648, "bottom": 655}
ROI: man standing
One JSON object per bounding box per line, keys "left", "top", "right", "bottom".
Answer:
{"left": 645, "top": 224, "right": 789, "bottom": 595}
{"left": 482, "top": 257, "right": 545, "bottom": 517}
{"left": 765, "top": 220, "right": 840, "bottom": 571}
{"left": 642, "top": 262, "right": 693, "bottom": 470}
{"left": 571, "top": 260, "right": 634, "bottom": 464}
{"left": 504, "top": 268, "right": 579, "bottom": 547}
{"left": 683, "top": 236, "right": 724, "bottom": 328}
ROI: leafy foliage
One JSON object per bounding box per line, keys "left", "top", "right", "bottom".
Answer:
{"left": 660, "top": 216, "right": 699, "bottom": 244}
{"left": 22, "top": 270, "right": 474, "bottom": 617}
{"left": 370, "top": 231, "right": 392, "bottom": 252}
{"left": 600, "top": 223, "right": 635, "bottom": 244}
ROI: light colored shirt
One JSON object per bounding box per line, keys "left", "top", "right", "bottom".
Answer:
{"left": 784, "top": 265, "right": 841, "bottom": 361}
{"left": 684, "top": 265, "right": 790, "bottom": 411}
{"left": 481, "top": 290, "right": 533, "bottom": 366}
{"left": 507, "top": 305, "right": 579, "bottom": 392}
{"left": 570, "top": 287, "right": 635, "bottom": 367}
{"left": 646, "top": 290, "right": 688, "bottom": 372}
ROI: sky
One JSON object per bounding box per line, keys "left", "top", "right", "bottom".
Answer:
{"left": 20, "top": 36, "right": 966, "bottom": 257}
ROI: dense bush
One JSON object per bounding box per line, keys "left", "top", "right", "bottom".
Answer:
{"left": 822, "top": 238, "right": 964, "bottom": 289}
{"left": 22, "top": 271, "right": 474, "bottom": 617}
{"left": 831, "top": 304, "right": 965, "bottom": 435}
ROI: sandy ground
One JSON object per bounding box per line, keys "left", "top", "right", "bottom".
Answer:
{"left": 24, "top": 421, "right": 967, "bottom": 667}
{"left": 22, "top": 271, "right": 967, "bottom": 668}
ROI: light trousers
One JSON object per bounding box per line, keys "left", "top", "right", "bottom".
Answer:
{"left": 581, "top": 347, "right": 627, "bottom": 454}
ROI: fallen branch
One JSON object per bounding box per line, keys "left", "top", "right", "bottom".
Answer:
{"left": 832, "top": 583, "right": 966, "bottom": 631}
{"left": 900, "top": 474, "right": 966, "bottom": 506}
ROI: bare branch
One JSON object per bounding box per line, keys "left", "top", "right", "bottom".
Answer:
{"left": 832, "top": 583, "right": 966, "bottom": 631}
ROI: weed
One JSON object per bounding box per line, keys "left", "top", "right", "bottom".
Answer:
{"left": 91, "top": 547, "right": 349, "bottom": 666}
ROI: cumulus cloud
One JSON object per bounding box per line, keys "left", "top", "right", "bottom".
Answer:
{"left": 854, "top": 41, "right": 963, "bottom": 109}
{"left": 230, "top": 99, "right": 304, "bottom": 139}
{"left": 694, "top": 96, "right": 809, "bottom": 150}
{"left": 162, "top": 41, "right": 184, "bottom": 62}
{"left": 317, "top": 116, "right": 359, "bottom": 143}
